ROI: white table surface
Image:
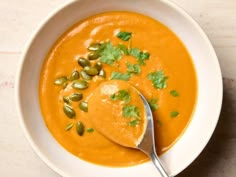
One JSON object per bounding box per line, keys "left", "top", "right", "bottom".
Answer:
{"left": 0, "top": 0, "right": 235, "bottom": 177}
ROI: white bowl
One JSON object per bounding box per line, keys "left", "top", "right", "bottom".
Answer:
{"left": 15, "top": 0, "right": 223, "bottom": 176}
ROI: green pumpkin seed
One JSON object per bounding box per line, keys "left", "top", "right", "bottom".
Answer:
{"left": 78, "top": 58, "right": 91, "bottom": 68}
{"left": 99, "top": 69, "right": 106, "bottom": 78}
{"left": 54, "top": 76, "right": 67, "bottom": 86}
{"left": 64, "top": 123, "right": 74, "bottom": 131}
{"left": 63, "top": 82, "right": 68, "bottom": 89}
{"left": 63, "top": 96, "right": 70, "bottom": 104}
{"left": 69, "top": 70, "right": 80, "bottom": 81}
{"left": 70, "top": 93, "right": 83, "bottom": 102}
{"left": 72, "top": 80, "right": 89, "bottom": 90}
{"left": 63, "top": 104, "right": 75, "bottom": 118}
{"left": 94, "top": 62, "right": 102, "bottom": 71}
{"left": 80, "top": 70, "right": 92, "bottom": 80}
{"left": 88, "top": 51, "right": 100, "bottom": 60}
{"left": 84, "top": 66, "right": 98, "bottom": 76}
{"left": 76, "top": 121, "right": 84, "bottom": 136}
{"left": 88, "top": 43, "right": 101, "bottom": 51}
{"left": 79, "top": 101, "right": 88, "bottom": 112}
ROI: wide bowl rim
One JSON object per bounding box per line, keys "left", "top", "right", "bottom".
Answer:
{"left": 15, "top": 0, "right": 223, "bottom": 176}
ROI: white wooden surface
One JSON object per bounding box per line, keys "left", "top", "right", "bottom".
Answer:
{"left": 0, "top": 0, "right": 235, "bottom": 177}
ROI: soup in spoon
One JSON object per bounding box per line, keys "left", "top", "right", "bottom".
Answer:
{"left": 88, "top": 80, "right": 147, "bottom": 148}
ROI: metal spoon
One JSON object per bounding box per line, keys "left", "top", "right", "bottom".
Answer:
{"left": 137, "top": 91, "right": 170, "bottom": 177}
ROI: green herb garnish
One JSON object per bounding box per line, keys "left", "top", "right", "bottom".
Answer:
{"left": 170, "top": 90, "right": 179, "bottom": 97}
{"left": 129, "top": 48, "right": 150, "bottom": 65}
{"left": 117, "top": 44, "right": 129, "bottom": 55}
{"left": 110, "top": 71, "right": 131, "bottom": 81}
{"left": 116, "top": 31, "right": 132, "bottom": 41}
{"left": 128, "top": 119, "right": 140, "bottom": 127}
{"left": 147, "top": 70, "right": 168, "bottom": 89}
{"left": 122, "top": 105, "right": 140, "bottom": 118}
{"left": 156, "top": 120, "right": 162, "bottom": 126}
{"left": 147, "top": 98, "right": 158, "bottom": 111}
{"left": 98, "top": 41, "right": 122, "bottom": 65}
{"left": 110, "top": 90, "right": 131, "bottom": 103}
{"left": 126, "top": 63, "right": 141, "bottom": 75}
{"left": 87, "top": 128, "right": 94, "bottom": 133}
{"left": 171, "top": 111, "right": 179, "bottom": 118}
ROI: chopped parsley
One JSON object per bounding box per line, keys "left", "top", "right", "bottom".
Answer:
{"left": 170, "top": 90, "right": 179, "bottom": 97}
{"left": 129, "top": 48, "right": 150, "bottom": 65}
{"left": 147, "top": 70, "right": 168, "bottom": 89}
{"left": 116, "top": 31, "right": 132, "bottom": 41}
{"left": 98, "top": 41, "right": 122, "bottom": 65}
{"left": 171, "top": 111, "right": 179, "bottom": 118}
{"left": 110, "top": 90, "right": 131, "bottom": 103}
{"left": 122, "top": 105, "right": 140, "bottom": 119}
{"left": 117, "top": 44, "right": 129, "bottom": 55}
{"left": 87, "top": 128, "right": 94, "bottom": 133}
{"left": 156, "top": 120, "right": 163, "bottom": 126}
{"left": 110, "top": 71, "right": 131, "bottom": 81}
{"left": 128, "top": 119, "right": 140, "bottom": 127}
{"left": 147, "top": 98, "right": 158, "bottom": 111}
{"left": 126, "top": 62, "right": 141, "bottom": 75}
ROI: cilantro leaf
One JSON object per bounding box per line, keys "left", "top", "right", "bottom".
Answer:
{"left": 147, "top": 98, "right": 158, "bottom": 111}
{"left": 128, "top": 119, "right": 140, "bottom": 127}
{"left": 87, "top": 128, "right": 94, "bottom": 133}
{"left": 129, "top": 48, "right": 140, "bottom": 58}
{"left": 170, "top": 90, "right": 179, "bottom": 97}
{"left": 110, "top": 90, "right": 131, "bottom": 103}
{"left": 98, "top": 41, "right": 122, "bottom": 65}
{"left": 122, "top": 105, "right": 140, "bottom": 119}
{"left": 116, "top": 31, "right": 132, "bottom": 41}
{"left": 147, "top": 71, "right": 168, "bottom": 89}
{"left": 117, "top": 44, "right": 129, "bottom": 55}
{"left": 171, "top": 111, "right": 179, "bottom": 118}
{"left": 129, "top": 48, "right": 150, "bottom": 65}
{"left": 155, "top": 120, "right": 162, "bottom": 126}
{"left": 110, "top": 72, "right": 131, "bottom": 81}
{"left": 126, "top": 63, "right": 141, "bottom": 75}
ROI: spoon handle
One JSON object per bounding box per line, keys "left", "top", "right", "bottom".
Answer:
{"left": 150, "top": 150, "right": 169, "bottom": 177}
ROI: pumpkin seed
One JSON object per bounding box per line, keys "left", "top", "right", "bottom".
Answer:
{"left": 54, "top": 76, "right": 67, "bottom": 86}
{"left": 99, "top": 69, "right": 106, "bottom": 78}
{"left": 84, "top": 66, "right": 98, "bottom": 76}
{"left": 76, "top": 121, "right": 84, "bottom": 136}
{"left": 70, "top": 93, "right": 83, "bottom": 102}
{"left": 64, "top": 123, "right": 74, "bottom": 131}
{"left": 88, "top": 51, "right": 100, "bottom": 60}
{"left": 94, "top": 62, "right": 102, "bottom": 71}
{"left": 88, "top": 43, "right": 101, "bottom": 51}
{"left": 72, "top": 80, "right": 89, "bottom": 90}
{"left": 79, "top": 101, "right": 88, "bottom": 112}
{"left": 63, "top": 82, "right": 68, "bottom": 89}
{"left": 80, "top": 70, "right": 92, "bottom": 80}
{"left": 63, "top": 104, "right": 75, "bottom": 118}
{"left": 69, "top": 70, "right": 80, "bottom": 81}
{"left": 78, "top": 58, "right": 91, "bottom": 68}
{"left": 63, "top": 96, "right": 70, "bottom": 104}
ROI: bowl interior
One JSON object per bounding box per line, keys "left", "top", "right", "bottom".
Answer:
{"left": 16, "top": 0, "right": 222, "bottom": 177}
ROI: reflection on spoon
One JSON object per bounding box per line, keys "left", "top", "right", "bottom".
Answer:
{"left": 88, "top": 80, "right": 169, "bottom": 177}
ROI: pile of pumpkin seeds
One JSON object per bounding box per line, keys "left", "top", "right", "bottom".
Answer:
{"left": 53, "top": 43, "right": 107, "bottom": 136}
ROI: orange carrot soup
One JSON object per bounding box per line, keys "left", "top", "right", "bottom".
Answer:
{"left": 39, "top": 11, "right": 197, "bottom": 167}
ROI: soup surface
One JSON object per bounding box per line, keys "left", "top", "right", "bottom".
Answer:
{"left": 39, "top": 11, "right": 197, "bottom": 166}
